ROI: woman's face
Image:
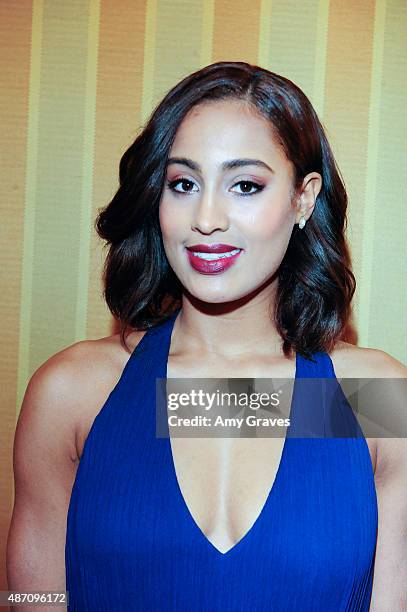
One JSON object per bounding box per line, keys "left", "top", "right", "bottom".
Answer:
{"left": 159, "top": 99, "right": 317, "bottom": 304}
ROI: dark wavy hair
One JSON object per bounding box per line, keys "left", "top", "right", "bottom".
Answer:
{"left": 95, "top": 61, "right": 355, "bottom": 361}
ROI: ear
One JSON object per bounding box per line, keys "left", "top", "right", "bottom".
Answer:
{"left": 294, "top": 172, "right": 323, "bottom": 225}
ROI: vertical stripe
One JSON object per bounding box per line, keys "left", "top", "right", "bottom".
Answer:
{"left": 313, "top": 0, "right": 329, "bottom": 118}
{"left": 212, "top": 0, "right": 262, "bottom": 64}
{"left": 153, "top": 0, "right": 206, "bottom": 106}
{"left": 29, "top": 0, "right": 91, "bottom": 368}
{"left": 258, "top": 0, "right": 273, "bottom": 68}
{"left": 87, "top": 0, "right": 148, "bottom": 340}
{"left": 324, "top": 0, "right": 376, "bottom": 346}
{"left": 76, "top": 0, "right": 100, "bottom": 341}
{"left": 0, "top": 0, "right": 35, "bottom": 591}
{"left": 18, "top": 0, "right": 44, "bottom": 408}
{"left": 367, "top": 0, "right": 407, "bottom": 358}
{"left": 200, "top": 0, "right": 215, "bottom": 66}
{"left": 258, "top": 0, "right": 323, "bottom": 101}
{"left": 142, "top": 0, "right": 158, "bottom": 124}
{"left": 258, "top": 0, "right": 328, "bottom": 117}
{"left": 358, "top": 0, "right": 386, "bottom": 346}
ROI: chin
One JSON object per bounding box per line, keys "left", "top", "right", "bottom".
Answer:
{"left": 184, "top": 281, "right": 249, "bottom": 305}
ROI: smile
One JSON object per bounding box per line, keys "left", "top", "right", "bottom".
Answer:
{"left": 191, "top": 248, "right": 241, "bottom": 260}
{"left": 185, "top": 248, "right": 243, "bottom": 274}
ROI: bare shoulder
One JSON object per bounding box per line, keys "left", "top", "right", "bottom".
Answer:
{"left": 72, "top": 330, "right": 148, "bottom": 458}
{"left": 20, "top": 339, "right": 100, "bottom": 465}
{"left": 12, "top": 340, "right": 107, "bottom": 517}
{"left": 329, "top": 340, "right": 407, "bottom": 378}
{"left": 329, "top": 340, "right": 407, "bottom": 480}
{"left": 24, "top": 329, "right": 147, "bottom": 462}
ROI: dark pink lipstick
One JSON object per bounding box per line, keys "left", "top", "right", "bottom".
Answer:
{"left": 185, "top": 243, "right": 243, "bottom": 274}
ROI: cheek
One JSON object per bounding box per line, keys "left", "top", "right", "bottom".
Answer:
{"left": 158, "top": 198, "right": 181, "bottom": 242}
{"left": 238, "top": 204, "right": 290, "bottom": 243}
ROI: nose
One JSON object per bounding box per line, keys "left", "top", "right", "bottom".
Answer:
{"left": 191, "top": 188, "right": 229, "bottom": 234}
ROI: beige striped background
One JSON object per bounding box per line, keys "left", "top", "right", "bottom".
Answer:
{"left": 1, "top": 0, "right": 406, "bottom": 592}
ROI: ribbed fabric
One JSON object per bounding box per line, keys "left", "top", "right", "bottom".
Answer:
{"left": 65, "top": 308, "right": 378, "bottom": 611}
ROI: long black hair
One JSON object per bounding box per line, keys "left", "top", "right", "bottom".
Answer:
{"left": 95, "top": 61, "right": 355, "bottom": 361}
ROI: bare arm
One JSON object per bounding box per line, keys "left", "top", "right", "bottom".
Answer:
{"left": 371, "top": 438, "right": 407, "bottom": 610}
{"left": 6, "top": 349, "right": 83, "bottom": 611}
{"left": 369, "top": 353, "right": 407, "bottom": 611}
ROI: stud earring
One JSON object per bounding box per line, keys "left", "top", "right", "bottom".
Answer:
{"left": 299, "top": 215, "right": 306, "bottom": 229}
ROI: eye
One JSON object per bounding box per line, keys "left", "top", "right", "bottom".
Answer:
{"left": 231, "top": 180, "right": 265, "bottom": 196}
{"left": 166, "top": 177, "right": 265, "bottom": 197}
{"left": 166, "top": 178, "right": 198, "bottom": 195}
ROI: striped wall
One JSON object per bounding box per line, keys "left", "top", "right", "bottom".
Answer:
{"left": 1, "top": 0, "right": 406, "bottom": 592}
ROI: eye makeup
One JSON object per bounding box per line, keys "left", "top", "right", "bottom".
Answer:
{"left": 166, "top": 178, "right": 265, "bottom": 197}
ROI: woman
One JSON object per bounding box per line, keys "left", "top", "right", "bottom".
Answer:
{"left": 8, "top": 62, "right": 407, "bottom": 611}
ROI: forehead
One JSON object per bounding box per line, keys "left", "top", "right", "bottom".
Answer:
{"left": 170, "top": 99, "right": 289, "bottom": 169}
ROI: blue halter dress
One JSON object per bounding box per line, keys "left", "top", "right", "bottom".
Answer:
{"left": 65, "top": 308, "right": 378, "bottom": 611}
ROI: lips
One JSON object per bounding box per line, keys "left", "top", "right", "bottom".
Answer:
{"left": 185, "top": 244, "right": 243, "bottom": 274}
{"left": 186, "top": 243, "right": 241, "bottom": 253}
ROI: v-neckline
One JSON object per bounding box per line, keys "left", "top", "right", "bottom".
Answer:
{"left": 162, "top": 309, "right": 299, "bottom": 557}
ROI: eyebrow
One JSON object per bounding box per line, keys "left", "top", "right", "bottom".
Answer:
{"left": 166, "top": 157, "right": 274, "bottom": 173}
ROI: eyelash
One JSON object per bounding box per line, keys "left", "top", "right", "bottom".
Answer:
{"left": 166, "top": 178, "right": 265, "bottom": 197}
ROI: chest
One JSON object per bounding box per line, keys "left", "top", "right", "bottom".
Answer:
{"left": 75, "top": 349, "right": 378, "bottom": 556}
{"left": 165, "top": 354, "right": 377, "bottom": 555}
{"left": 67, "top": 425, "right": 378, "bottom": 610}
{"left": 169, "top": 434, "right": 286, "bottom": 553}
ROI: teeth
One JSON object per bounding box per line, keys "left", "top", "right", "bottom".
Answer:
{"left": 191, "top": 248, "right": 241, "bottom": 260}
